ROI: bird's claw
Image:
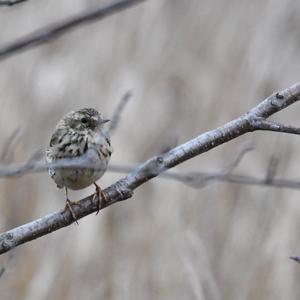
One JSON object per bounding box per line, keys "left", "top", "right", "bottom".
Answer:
{"left": 93, "top": 183, "right": 108, "bottom": 215}
{"left": 62, "top": 199, "right": 82, "bottom": 225}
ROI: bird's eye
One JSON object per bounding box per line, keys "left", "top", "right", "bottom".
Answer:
{"left": 81, "top": 117, "right": 88, "bottom": 124}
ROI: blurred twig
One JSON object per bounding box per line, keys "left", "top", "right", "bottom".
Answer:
{"left": 0, "top": 0, "right": 27, "bottom": 6}
{"left": 214, "top": 144, "right": 254, "bottom": 175}
{"left": 109, "top": 165, "right": 300, "bottom": 190}
{"left": 0, "top": 128, "right": 20, "bottom": 278}
{"left": 161, "top": 170, "right": 300, "bottom": 190}
{"left": 1, "top": 145, "right": 300, "bottom": 191}
{"left": 108, "top": 90, "right": 132, "bottom": 134}
{"left": 0, "top": 152, "right": 107, "bottom": 177}
{"left": 0, "top": 0, "right": 148, "bottom": 60}
{"left": 290, "top": 256, "right": 300, "bottom": 264}
{"left": 0, "top": 251, "right": 13, "bottom": 278}
{"left": 0, "top": 128, "right": 21, "bottom": 163}
{"left": 1, "top": 82, "right": 300, "bottom": 254}
{"left": 265, "top": 154, "right": 280, "bottom": 183}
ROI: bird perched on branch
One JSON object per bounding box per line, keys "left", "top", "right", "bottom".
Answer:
{"left": 46, "top": 108, "right": 112, "bottom": 222}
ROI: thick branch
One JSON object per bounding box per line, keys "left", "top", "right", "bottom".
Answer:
{"left": 0, "top": 82, "right": 300, "bottom": 254}
{"left": 0, "top": 0, "right": 147, "bottom": 60}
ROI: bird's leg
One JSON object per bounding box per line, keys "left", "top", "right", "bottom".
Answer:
{"left": 62, "top": 187, "right": 80, "bottom": 224}
{"left": 93, "top": 182, "right": 108, "bottom": 215}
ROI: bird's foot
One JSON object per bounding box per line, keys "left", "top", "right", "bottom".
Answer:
{"left": 62, "top": 199, "right": 82, "bottom": 225}
{"left": 93, "top": 183, "right": 108, "bottom": 215}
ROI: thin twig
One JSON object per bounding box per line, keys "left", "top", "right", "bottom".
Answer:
{"left": 0, "top": 251, "right": 13, "bottom": 278}
{"left": 0, "top": 152, "right": 108, "bottom": 178}
{"left": 216, "top": 144, "right": 254, "bottom": 175}
{"left": 0, "top": 82, "right": 300, "bottom": 255}
{"left": 265, "top": 154, "right": 280, "bottom": 183}
{"left": 163, "top": 171, "right": 300, "bottom": 190}
{"left": 0, "top": 0, "right": 27, "bottom": 6}
{"left": 0, "top": 0, "right": 148, "bottom": 60}
{"left": 290, "top": 257, "right": 300, "bottom": 264}
{"left": 0, "top": 129, "right": 21, "bottom": 278}
{"left": 251, "top": 119, "right": 300, "bottom": 135}
{"left": 109, "top": 164, "right": 300, "bottom": 190}
{"left": 108, "top": 90, "right": 132, "bottom": 134}
{"left": 0, "top": 128, "right": 21, "bottom": 163}
{"left": 1, "top": 153, "right": 300, "bottom": 191}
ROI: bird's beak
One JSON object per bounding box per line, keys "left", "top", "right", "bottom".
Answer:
{"left": 100, "top": 118, "right": 110, "bottom": 124}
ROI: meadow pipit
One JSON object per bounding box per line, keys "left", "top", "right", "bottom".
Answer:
{"left": 46, "top": 108, "right": 112, "bottom": 221}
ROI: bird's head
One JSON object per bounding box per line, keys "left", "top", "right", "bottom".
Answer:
{"left": 62, "top": 108, "right": 110, "bottom": 132}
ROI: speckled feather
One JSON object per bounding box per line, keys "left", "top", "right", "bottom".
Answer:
{"left": 46, "top": 108, "right": 112, "bottom": 190}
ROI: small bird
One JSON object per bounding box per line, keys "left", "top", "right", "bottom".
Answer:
{"left": 46, "top": 108, "right": 112, "bottom": 221}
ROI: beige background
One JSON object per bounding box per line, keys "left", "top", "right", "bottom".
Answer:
{"left": 0, "top": 0, "right": 300, "bottom": 299}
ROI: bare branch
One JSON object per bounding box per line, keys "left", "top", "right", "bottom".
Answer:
{"left": 0, "top": 251, "right": 13, "bottom": 278}
{"left": 290, "top": 257, "right": 300, "bottom": 264}
{"left": 265, "top": 154, "right": 280, "bottom": 183}
{"left": 109, "top": 164, "right": 300, "bottom": 191}
{"left": 108, "top": 90, "right": 132, "bottom": 134}
{"left": 0, "top": 0, "right": 27, "bottom": 6}
{"left": 0, "top": 145, "right": 252, "bottom": 179}
{"left": 1, "top": 128, "right": 22, "bottom": 163}
{"left": 217, "top": 143, "right": 254, "bottom": 175}
{"left": 163, "top": 170, "right": 300, "bottom": 190}
{"left": 0, "top": 130, "right": 20, "bottom": 278}
{"left": 251, "top": 119, "right": 300, "bottom": 135}
{"left": 0, "top": 82, "right": 300, "bottom": 255}
{"left": 1, "top": 148, "right": 300, "bottom": 192}
{"left": 0, "top": 153, "right": 108, "bottom": 178}
{"left": 0, "top": 0, "right": 148, "bottom": 60}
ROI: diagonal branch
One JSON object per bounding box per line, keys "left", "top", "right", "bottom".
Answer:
{"left": 251, "top": 119, "right": 300, "bottom": 135}
{"left": 108, "top": 90, "right": 132, "bottom": 134}
{"left": 0, "top": 0, "right": 148, "bottom": 60}
{"left": 0, "top": 128, "right": 22, "bottom": 163}
{"left": 0, "top": 82, "right": 300, "bottom": 255}
{"left": 0, "top": 251, "right": 13, "bottom": 278}
{"left": 211, "top": 144, "right": 254, "bottom": 176}
{"left": 0, "top": 0, "right": 27, "bottom": 6}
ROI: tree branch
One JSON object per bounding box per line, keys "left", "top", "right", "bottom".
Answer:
{"left": 0, "top": 0, "right": 27, "bottom": 6}
{"left": 0, "top": 82, "right": 300, "bottom": 255}
{"left": 290, "top": 257, "right": 300, "bottom": 264}
{"left": 251, "top": 119, "right": 300, "bottom": 135}
{"left": 109, "top": 163, "right": 300, "bottom": 190}
{"left": 0, "top": 0, "right": 148, "bottom": 60}
{"left": 0, "top": 251, "right": 13, "bottom": 278}
{"left": 1, "top": 128, "right": 21, "bottom": 163}
{"left": 108, "top": 90, "right": 132, "bottom": 134}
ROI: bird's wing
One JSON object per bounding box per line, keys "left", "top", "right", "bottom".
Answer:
{"left": 47, "top": 128, "right": 88, "bottom": 159}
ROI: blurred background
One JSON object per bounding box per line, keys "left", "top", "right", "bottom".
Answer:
{"left": 0, "top": 0, "right": 300, "bottom": 299}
